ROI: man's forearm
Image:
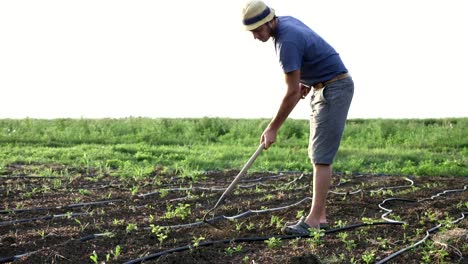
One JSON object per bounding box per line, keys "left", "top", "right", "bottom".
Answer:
{"left": 268, "top": 92, "right": 302, "bottom": 130}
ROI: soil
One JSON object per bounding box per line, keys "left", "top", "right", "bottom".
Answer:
{"left": 1, "top": 164, "right": 467, "bottom": 264}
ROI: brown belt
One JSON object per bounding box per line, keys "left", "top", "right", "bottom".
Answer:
{"left": 312, "top": 72, "right": 350, "bottom": 89}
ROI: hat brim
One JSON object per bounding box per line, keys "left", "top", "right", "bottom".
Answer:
{"left": 243, "top": 8, "right": 275, "bottom": 31}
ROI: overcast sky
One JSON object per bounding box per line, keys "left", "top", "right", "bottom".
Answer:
{"left": 1, "top": 0, "right": 467, "bottom": 119}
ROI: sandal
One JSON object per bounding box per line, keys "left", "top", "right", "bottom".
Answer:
{"left": 284, "top": 217, "right": 329, "bottom": 230}
{"left": 282, "top": 216, "right": 325, "bottom": 235}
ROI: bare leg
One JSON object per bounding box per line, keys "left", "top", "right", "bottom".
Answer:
{"left": 304, "top": 164, "right": 331, "bottom": 227}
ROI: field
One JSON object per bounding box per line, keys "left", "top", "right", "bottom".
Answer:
{"left": 0, "top": 118, "right": 467, "bottom": 263}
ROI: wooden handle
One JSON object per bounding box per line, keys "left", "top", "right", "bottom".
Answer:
{"left": 212, "top": 143, "right": 265, "bottom": 208}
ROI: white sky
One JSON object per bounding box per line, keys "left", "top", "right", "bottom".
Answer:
{"left": 1, "top": 0, "right": 467, "bottom": 119}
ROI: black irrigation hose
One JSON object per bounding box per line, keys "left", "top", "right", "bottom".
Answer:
{"left": 0, "top": 212, "right": 88, "bottom": 226}
{"left": 138, "top": 174, "right": 307, "bottom": 198}
{"left": 134, "top": 182, "right": 467, "bottom": 262}
{"left": 146, "top": 197, "right": 316, "bottom": 230}
{"left": 376, "top": 211, "right": 468, "bottom": 264}
{"left": 0, "top": 199, "right": 123, "bottom": 215}
{"left": 2, "top": 173, "right": 466, "bottom": 263}
{"left": 124, "top": 222, "right": 403, "bottom": 264}
{"left": 0, "top": 232, "right": 112, "bottom": 264}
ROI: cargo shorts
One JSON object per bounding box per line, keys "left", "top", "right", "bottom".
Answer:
{"left": 308, "top": 76, "right": 354, "bottom": 165}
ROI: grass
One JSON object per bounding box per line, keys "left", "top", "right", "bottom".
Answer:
{"left": 0, "top": 117, "right": 466, "bottom": 178}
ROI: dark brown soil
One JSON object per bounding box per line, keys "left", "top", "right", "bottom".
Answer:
{"left": 1, "top": 164, "right": 467, "bottom": 264}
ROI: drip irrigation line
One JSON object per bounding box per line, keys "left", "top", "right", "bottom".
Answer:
{"left": 147, "top": 186, "right": 364, "bottom": 230}
{"left": 0, "top": 199, "right": 123, "bottom": 214}
{"left": 0, "top": 232, "right": 112, "bottom": 264}
{"left": 378, "top": 198, "right": 417, "bottom": 223}
{"left": 145, "top": 197, "right": 314, "bottom": 230}
{"left": 376, "top": 211, "right": 467, "bottom": 264}
{"left": 328, "top": 189, "right": 362, "bottom": 195}
{"left": 125, "top": 221, "right": 402, "bottom": 264}
{"left": 0, "top": 212, "right": 88, "bottom": 226}
{"left": 418, "top": 184, "right": 468, "bottom": 202}
{"left": 370, "top": 177, "right": 414, "bottom": 193}
{"left": 138, "top": 174, "right": 307, "bottom": 198}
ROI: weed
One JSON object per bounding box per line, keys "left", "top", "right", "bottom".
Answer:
{"left": 74, "top": 219, "right": 89, "bottom": 232}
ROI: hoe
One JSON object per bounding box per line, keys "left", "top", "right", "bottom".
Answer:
{"left": 202, "top": 143, "right": 265, "bottom": 228}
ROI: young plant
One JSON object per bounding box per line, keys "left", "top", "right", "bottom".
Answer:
{"left": 191, "top": 235, "right": 205, "bottom": 248}
{"left": 337, "top": 232, "right": 356, "bottom": 251}
{"left": 126, "top": 223, "right": 138, "bottom": 233}
{"left": 130, "top": 185, "right": 139, "bottom": 195}
{"left": 225, "top": 245, "right": 242, "bottom": 256}
{"left": 264, "top": 237, "right": 282, "bottom": 249}
{"left": 270, "top": 215, "right": 284, "bottom": 229}
{"left": 361, "top": 250, "right": 376, "bottom": 264}
{"left": 113, "top": 219, "right": 124, "bottom": 225}
{"left": 163, "top": 203, "right": 191, "bottom": 220}
{"left": 150, "top": 224, "right": 169, "bottom": 244}
{"left": 89, "top": 250, "right": 98, "bottom": 264}
{"left": 111, "top": 245, "right": 121, "bottom": 260}
{"left": 307, "top": 228, "right": 325, "bottom": 246}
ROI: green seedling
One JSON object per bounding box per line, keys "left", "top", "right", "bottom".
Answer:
{"left": 191, "top": 235, "right": 205, "bottom": 248}
{"left": 113, "top": 219, "right": 124, "bottom": 225}
{"left": 264, "top": 237, "right": 282, "bottom": 249}
{"left": 126, "top": 223, "right": 137, "bottom": 233}
{"left": 361, "top": 217, "right": 379, "bottom": 224}
{"left": 38, "top": 230, "right": 46, "bottom": 239}
{"left": 89, "top": 250, "right": 98, "bottom": 264}
{"left": 307, "top": 228, "right": 325, "bottom": 246}
{"left": 150, "top": 224, "right": 169, "bottom": 244}
{"left": 163, "top": 203, "right": 191, "bottom": 220}
{"left": 111, "top": 245, "right": 121, "bottom": 260}
{"left": 78, "top": 189, "right": 90, "bottom": 195}
{"left": 337, "top": 232, "right": 356, "bottom": 251}
{"left": 296, "top": 210, "right": 305, "bottom": 219}
{"left": 130, "top": 185, "right": 139, "bottom": 195}
{"left": 225, "top": 245, "right": 242, "bottom": 256}
{"left": 270, "top": 215, "right": 283, "bottom": 229}
{"left": 361, "top": 250, "right": 376, "bottom": 264}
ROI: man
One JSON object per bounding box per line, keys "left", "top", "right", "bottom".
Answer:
{"left": 242, "top": 0, "right": 354, "bottom": 235}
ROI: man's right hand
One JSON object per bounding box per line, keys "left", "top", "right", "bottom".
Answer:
{"left": 260, "top": 126, "right": 278, "bottom": 149}
{"left": 300, "top": 83, "right": 312, "bottom": 99}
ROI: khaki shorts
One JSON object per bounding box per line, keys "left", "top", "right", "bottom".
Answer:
{"left": 308, "top": 76, "right": 354, "bottom": 165}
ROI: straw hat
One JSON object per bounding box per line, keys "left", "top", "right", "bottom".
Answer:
{"left": 242, "top": 0, "right": 275, "bottom": 31}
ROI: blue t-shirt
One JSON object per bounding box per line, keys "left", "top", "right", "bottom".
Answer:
{"left": 274, "top": 16, "right": 347, "bottom": 85}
